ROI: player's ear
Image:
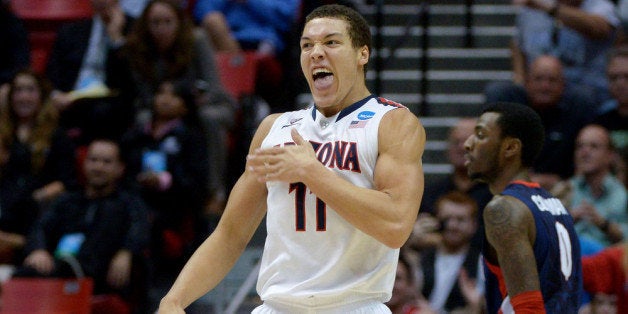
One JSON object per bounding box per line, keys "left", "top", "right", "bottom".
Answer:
{"left": 502, "top": 137, "right": 522, "bottom": 160}
{"left": 358, "top": 46, "right": 369, "bottom": 66}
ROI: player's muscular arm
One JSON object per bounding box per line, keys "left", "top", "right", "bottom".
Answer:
{"left": 484, "top": 195, "right": 541, "bottom": 297}
{"left": 159, "top": 115, "right": 279, "bottom": 313}
{"left": 310, "top": 109, "right": 424, "bottom": 248}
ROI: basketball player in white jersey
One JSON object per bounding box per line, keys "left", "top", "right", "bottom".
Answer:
{"left": 158, "top": 4, "right": 425, "bottom": 313}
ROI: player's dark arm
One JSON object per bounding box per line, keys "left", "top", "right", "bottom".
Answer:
{"left": 484, "top": 195, "right": 545, "bottom": 312}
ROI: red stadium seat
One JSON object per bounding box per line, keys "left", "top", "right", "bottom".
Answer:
{"left": 215, "top": 52, "right": 260, "bottom": 183}
{"left": 0, "top": 277, "right": 94, "bottom": 314}
{"left": 10, "top": 0, "right": 93, "bottom": 74}
{"left": 27, "top": 31, "right": 57, "bottom": 75}
{"left": 11, "top": 0, "right": 93, "bottom": 21}
{"left": 215, "top": 51, "right": 258, "bottom": 100}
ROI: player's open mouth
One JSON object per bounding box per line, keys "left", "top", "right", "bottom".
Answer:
{"left": 313, "top": 68, "right": 334, "bottom": 90}
{"left": 463, "top": 154, "right": 472, "bottom": 166}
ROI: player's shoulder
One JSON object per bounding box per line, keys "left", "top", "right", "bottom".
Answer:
{"left": 370, "top": 97, "right": 415, "bottom": 118}
{"left": 250, "top": 113, "right": 285, "bottom": 148}
{"left": 375, "top": 98, "right": 423, "bottom": 135}
{"left": 258, "top": 113, "right": 284, "bottom": 130}
{"left": 484, "top": 194, "right": 536, "bottom": 247}
{"left": 255, "top": 108, "right": 312, "bottom": 138}
{"left": 484, "top": 194, "right": 532, "bottom": 225}
{"left": 486, "top": 194, "right": 529, "bottom": 210}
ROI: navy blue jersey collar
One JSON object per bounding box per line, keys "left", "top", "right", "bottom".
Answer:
{"left": 310, "top": 95, "right": 375, "bottom": 122}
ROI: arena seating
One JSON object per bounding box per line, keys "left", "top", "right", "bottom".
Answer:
{"left": 11, "top": 0, "right": 93, "bottom": 73}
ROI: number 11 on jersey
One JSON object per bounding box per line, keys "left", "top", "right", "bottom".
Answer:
{"left": 290, "top": 182, "right": 327, "bottom": 231}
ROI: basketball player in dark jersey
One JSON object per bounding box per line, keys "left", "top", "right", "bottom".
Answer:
{"left": 464, "top": 102, "right": 582, "bottom": 313}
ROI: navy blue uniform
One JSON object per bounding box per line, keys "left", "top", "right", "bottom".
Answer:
{"left": 483, "top": 181, "right": 582, "bottom": 314}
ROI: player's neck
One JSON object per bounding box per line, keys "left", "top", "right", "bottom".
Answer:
{"left": 489, "top": 169, "right": 529, "bottom": 195}
{"left": 316, "top": 88, "right": 371, "bottom": 117}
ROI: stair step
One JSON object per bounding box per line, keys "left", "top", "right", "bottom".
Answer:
{"left": 374, "top": 48, "right": 511, "bottom": 71}
{"left": 362, "top": 4, "right": 516, "bottom": 26}
{"left": 366, "top": 69, "right": 512, "bottom": 81}
{"left": 374, "top": 30, "right": 513, "bottom": 49}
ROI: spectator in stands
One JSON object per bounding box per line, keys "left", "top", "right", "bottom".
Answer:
{"left": 485, "top": 54, "right": 597, "bottom": 190}
{"left": 16, "top": 138, "right": 151, "bottom": 312}
{"left": 0, "top": 2, "right": 30, "bottom": 103}
{"left": 569, "top": 124, "right": 628, "bottom": 247}
{"left": 581, "top": 241, "right": 627, "bottom": 314}
{"left": 110, "top": 0, "right": 234, "bottom": 201}
{"left": 594, "top": 45, "right": 628, "bottom": 151}
{"left": 194, "top": 0, "right": 300, "bottom": 56}
{"left": 415, "top": 191, "right": 484, "bottom": 314}
{"left": 386, "top": 248, "right": 436, "bottom": 314}
{"left": 0, "top": 69, "right": 77, "bottom": 206}
{"left": 114, "top": 0, "right": 234, "bottom": 124}
{"left": 0, "top": 131, "right": 38, "bottom": 265}
{"left": 509, "top": 0, "right": 619, "bottom": 106}
{"left": 193, "top": 0, "right": 301, "bottom": 112}
{"left": 45, "top": 0, "right": 136, "bottom": 145}
{"left": 120, "top": 80, "right": 210, "bottom": 309}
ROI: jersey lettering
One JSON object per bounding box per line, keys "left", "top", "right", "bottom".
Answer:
{"left": 556, "top": 222, "right": 573, "bottom": 280}
{"left": 283, "top": 140, "right": 361, "bottom": 173}
{"left": 531, "top": 195, "right": 569, "bottom": 216}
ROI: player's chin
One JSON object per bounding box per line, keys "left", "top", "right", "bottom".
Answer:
{"left": 468, "top": 170, "right": 484, "bottom": 182}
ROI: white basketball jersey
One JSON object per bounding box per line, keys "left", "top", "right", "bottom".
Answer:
{"left": 257, "top": 95, "right": 406, "bottom": 308}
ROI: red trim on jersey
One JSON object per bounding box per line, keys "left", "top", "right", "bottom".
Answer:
{"left": 511, "top": 290, "right": 546, "bottom": 313}
{"left": 377, "top": 97, "right": 407, "bottom": 109}
{"left": 510, "top": 180, "right": 540, "bottom": 188}
{"left": 485, "top": 260, "right": 508, "bottom": 298}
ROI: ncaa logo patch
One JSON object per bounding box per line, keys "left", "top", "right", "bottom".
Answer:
{"left": 357, "top": 111, "right": 375, "bottom": 120}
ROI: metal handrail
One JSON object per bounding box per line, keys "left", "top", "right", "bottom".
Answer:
{"left": 419, "top": 1, "right": 430, "bottom": 116}
{"left": 465, "top": 0, "right": 475, "bottom": 48}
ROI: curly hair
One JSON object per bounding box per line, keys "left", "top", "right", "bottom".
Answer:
{"left": 482, "top": 102, "right": 545, "bottom": 168}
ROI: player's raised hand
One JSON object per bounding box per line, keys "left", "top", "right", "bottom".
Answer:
{"left": 248, "top": 128, "right": 319, "bottom": 183}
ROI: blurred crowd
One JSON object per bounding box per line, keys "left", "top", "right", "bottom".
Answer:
{"left": 0, "top": 0, "right": 627, "bottom": 313}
